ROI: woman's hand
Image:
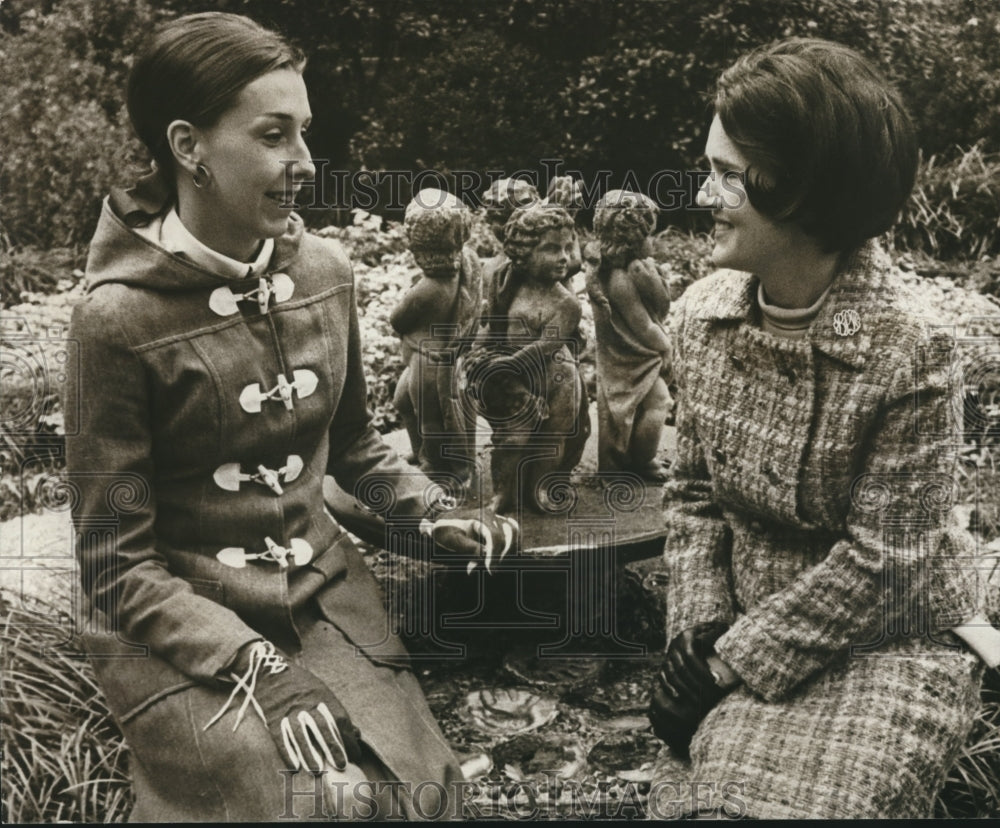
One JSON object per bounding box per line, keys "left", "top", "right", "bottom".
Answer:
{"left": 421, "top": 508, "right": 519, "bottom": 574}
{"left": 206, "top": 641, "right": 363, "bottom": 772}
{"left": 649, "top": 621, "right": 737, "bottom": 756}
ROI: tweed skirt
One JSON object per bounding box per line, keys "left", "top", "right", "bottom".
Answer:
{"left": 651, "top": 635, "right": 982, "bottom": 819}
{"left": 88, "top": 601, "right": 463, "bottom": 822}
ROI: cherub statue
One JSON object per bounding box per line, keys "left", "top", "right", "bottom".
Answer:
{"left": 390, "top": 188, "right": 483, "bottom": 484}
{"left": 588, "top": 189, "right": 671, "bottom": 480}
{"left": 479, "top": 176, "right": 584, "bottom": 321}
{"left": 466, "top": 203, "right": 590, "bottom": 514}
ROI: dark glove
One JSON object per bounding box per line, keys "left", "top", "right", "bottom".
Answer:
{"left": 421, "top": 506, "right": 519, "bottom": 574}
{"left": 648, "top": 621, "right": 732, "bottom": 757}
{"left": 205, "top": 641, "right": 363, "bottom": 772}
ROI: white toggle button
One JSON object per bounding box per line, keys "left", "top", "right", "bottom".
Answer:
{"left": 213, "top": 455, "right": 304, "bottom": 493}
{"left": 216, "top": 537, "right": 313, "bottom": 569}
{"left": 239, "top": 370, "right": 318, "bottom": 413}
{"left": 209, "top": 273, "right": 295, "bottom": 316}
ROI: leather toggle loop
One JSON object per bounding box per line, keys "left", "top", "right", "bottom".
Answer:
{"left": 209, "top": 273, "right": 294, "bottom": 316}
{"left": 239, "top": 370, "right": 318, "bottom": 413}
{"left": 213, "top": 455, "right": 304, "bottom": 494}
{"left": 216, "top": 537, "right": 314, "bottom": 569}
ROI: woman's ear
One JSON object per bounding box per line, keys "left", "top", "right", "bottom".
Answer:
{"left": 166, "top": 119, "right": 201, "bottom": 177}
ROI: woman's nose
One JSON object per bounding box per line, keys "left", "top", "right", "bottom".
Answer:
{"left": 696, "top": 174, "right": 717, "bottom": 209}
{"left": 290, "top": 137, "right": 316, "bottom": 182}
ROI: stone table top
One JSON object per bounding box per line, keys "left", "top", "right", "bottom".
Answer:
{"left": 325, "top": 402, "right": 677, "bottom": 556}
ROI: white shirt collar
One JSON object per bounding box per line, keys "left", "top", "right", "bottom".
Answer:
{"left": 159, "top": 208, "right": 275, "bottom": 279}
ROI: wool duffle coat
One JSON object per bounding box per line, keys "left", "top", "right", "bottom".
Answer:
{"left": 658, "top": 242, "right": 984, "bottom": 819}
{"left": 64, "top": 186, "right": 462, "bottom": 820}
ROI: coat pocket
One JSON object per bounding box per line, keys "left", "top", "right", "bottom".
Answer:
{"left": 184, "top": 576, "right": 225, "bottom": 603}
{"left": 307, "top": 517, "right": 352, "bottom": 583}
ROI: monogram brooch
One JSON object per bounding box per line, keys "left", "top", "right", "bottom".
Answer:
{"left": 832, "top": 309, "right": 862, "bottom": 337}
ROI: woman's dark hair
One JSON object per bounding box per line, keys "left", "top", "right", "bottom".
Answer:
{"left": 127, "top": 12, "right": 305, "bottom": 182}
{"left": 714, "top": 37, "right": 917, "bottom": 254}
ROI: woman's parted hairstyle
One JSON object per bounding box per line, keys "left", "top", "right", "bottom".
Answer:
{"left": 127, "top": 12, "right": 305, "bottom": 181}
{"left": 714, "top": 37, "right": 917, "bottom": 254}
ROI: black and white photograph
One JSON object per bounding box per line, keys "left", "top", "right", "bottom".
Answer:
{"left": 1, "top": 0, "right": 999, "bottom": 820}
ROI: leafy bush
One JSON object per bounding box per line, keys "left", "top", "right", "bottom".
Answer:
{"left": 5, "top": 0, "right": 1000, "bottom": 248}
{"left": 0, "top": 0, "right": 154, "bottom": 249}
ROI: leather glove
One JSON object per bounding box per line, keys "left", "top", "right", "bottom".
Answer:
{"left": 421, "top": 507, "right": 519, "bottom": 574}
{"left": 660, "top": 621, "right": 729, "bottom": 703}
{"left": 648, "top": 621, "right": 733, "bottom": 757}
{"left": 205, "top": 641, "right": 363, "bottom": 772}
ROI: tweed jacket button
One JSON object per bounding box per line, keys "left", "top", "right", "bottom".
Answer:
{"left": 762, "top": 462, "right": 783, "bottom": 486}
{"left": 713, "top": 448, "right": 727, "bottom": 466}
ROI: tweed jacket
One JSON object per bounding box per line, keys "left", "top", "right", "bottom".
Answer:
{"left": 663, "top": 241, "right": 978, "bottom": 703}
{"left": 65, "top": 189, "right": 444, "bottom": 712}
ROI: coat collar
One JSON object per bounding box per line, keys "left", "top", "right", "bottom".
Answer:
{"left": 89, "top": 176, "right": 304, "bottom": 292}
{"left": 692, "top": 240, "right": 888, "bottom": 369}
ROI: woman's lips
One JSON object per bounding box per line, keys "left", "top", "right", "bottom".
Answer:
{"left": 266, "top": 189, "right": 300, "bottom": 207}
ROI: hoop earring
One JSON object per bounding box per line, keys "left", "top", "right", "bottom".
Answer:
{"left": 192, "top": 164, "right": 210, "bottom": 189}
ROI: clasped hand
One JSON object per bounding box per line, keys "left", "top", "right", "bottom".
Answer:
{"left": 648, "top": 621, "right": 734, "bottom": 758}
{"left": 421, "top": 507, "right": 519, "bottom": 574}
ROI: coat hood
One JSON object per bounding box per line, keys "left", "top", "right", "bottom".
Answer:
{"left": 85, "top": 175, "right": 304, "bottom": 293}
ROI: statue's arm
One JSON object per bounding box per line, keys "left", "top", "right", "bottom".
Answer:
{"left": 389, "top": 276, "right": 457, "bottom": 336}
{"left": 608, "top": 266, "right": 670, "bottom": 353}
{"left": 504, "top": 291, "right": 582, "bottom": 371}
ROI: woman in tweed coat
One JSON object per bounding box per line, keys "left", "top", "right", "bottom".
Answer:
{"left": 649, "top": 39, "right": 989, "bottom": 818}
{"left": 65, "top": 13, "right": 514, "bottom": 821}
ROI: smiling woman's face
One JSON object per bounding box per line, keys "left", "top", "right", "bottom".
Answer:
{"left": 696, "top": 114, "right": 807, "bottom": 277}
{"left": 192, "top": 68, "right": 315, "bottom": 258}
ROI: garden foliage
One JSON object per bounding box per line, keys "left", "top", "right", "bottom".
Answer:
{"left": 2, "top": 0, "right": 1000, "bottom": 262}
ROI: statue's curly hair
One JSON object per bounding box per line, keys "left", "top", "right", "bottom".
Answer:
{"left": 593, "top": 190, "right": 658, "bottom": 268}
{"left": 481, "top": 178, "right": 541, "bottom": 237}
{"left": 502, "top": 203, "right": 575, "bottom": 269}
{"left": 404, "top": 188, "right": 472, "bottom": 275}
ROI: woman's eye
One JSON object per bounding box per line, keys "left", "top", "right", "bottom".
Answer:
{"left": 263, "top": 132, "right": 283, "bottom": 145}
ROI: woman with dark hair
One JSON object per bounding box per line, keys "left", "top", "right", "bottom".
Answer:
{"left": 649, "top": 38, "right": 997, "bottom": 818}
{"left": 65, "top": 11, "right": 514, "bottom": 821}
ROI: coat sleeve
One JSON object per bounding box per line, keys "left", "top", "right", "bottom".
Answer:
{"left": 713, "top": 330, "right": 979, "bottom": 702}
{"left": 65, "top": 295, "right": 262, "bottom": 684}
{"left": 661, "top": 297, "right": 737, "bottom": 642}
{"left": 325, "top": 260, "right": 447, "bottom": 520}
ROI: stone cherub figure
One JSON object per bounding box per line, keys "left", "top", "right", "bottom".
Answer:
{"left": 390, "top": 188, "right": 483, "bottom": 485}
{"left": 587, "top": 189, "right": 671, "bottom": 481}
{"left": 479, "top": 176, "right": 584, "bottom": 302}
{"left": 465, "top": 203, "right": 590, "bottom": 514}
